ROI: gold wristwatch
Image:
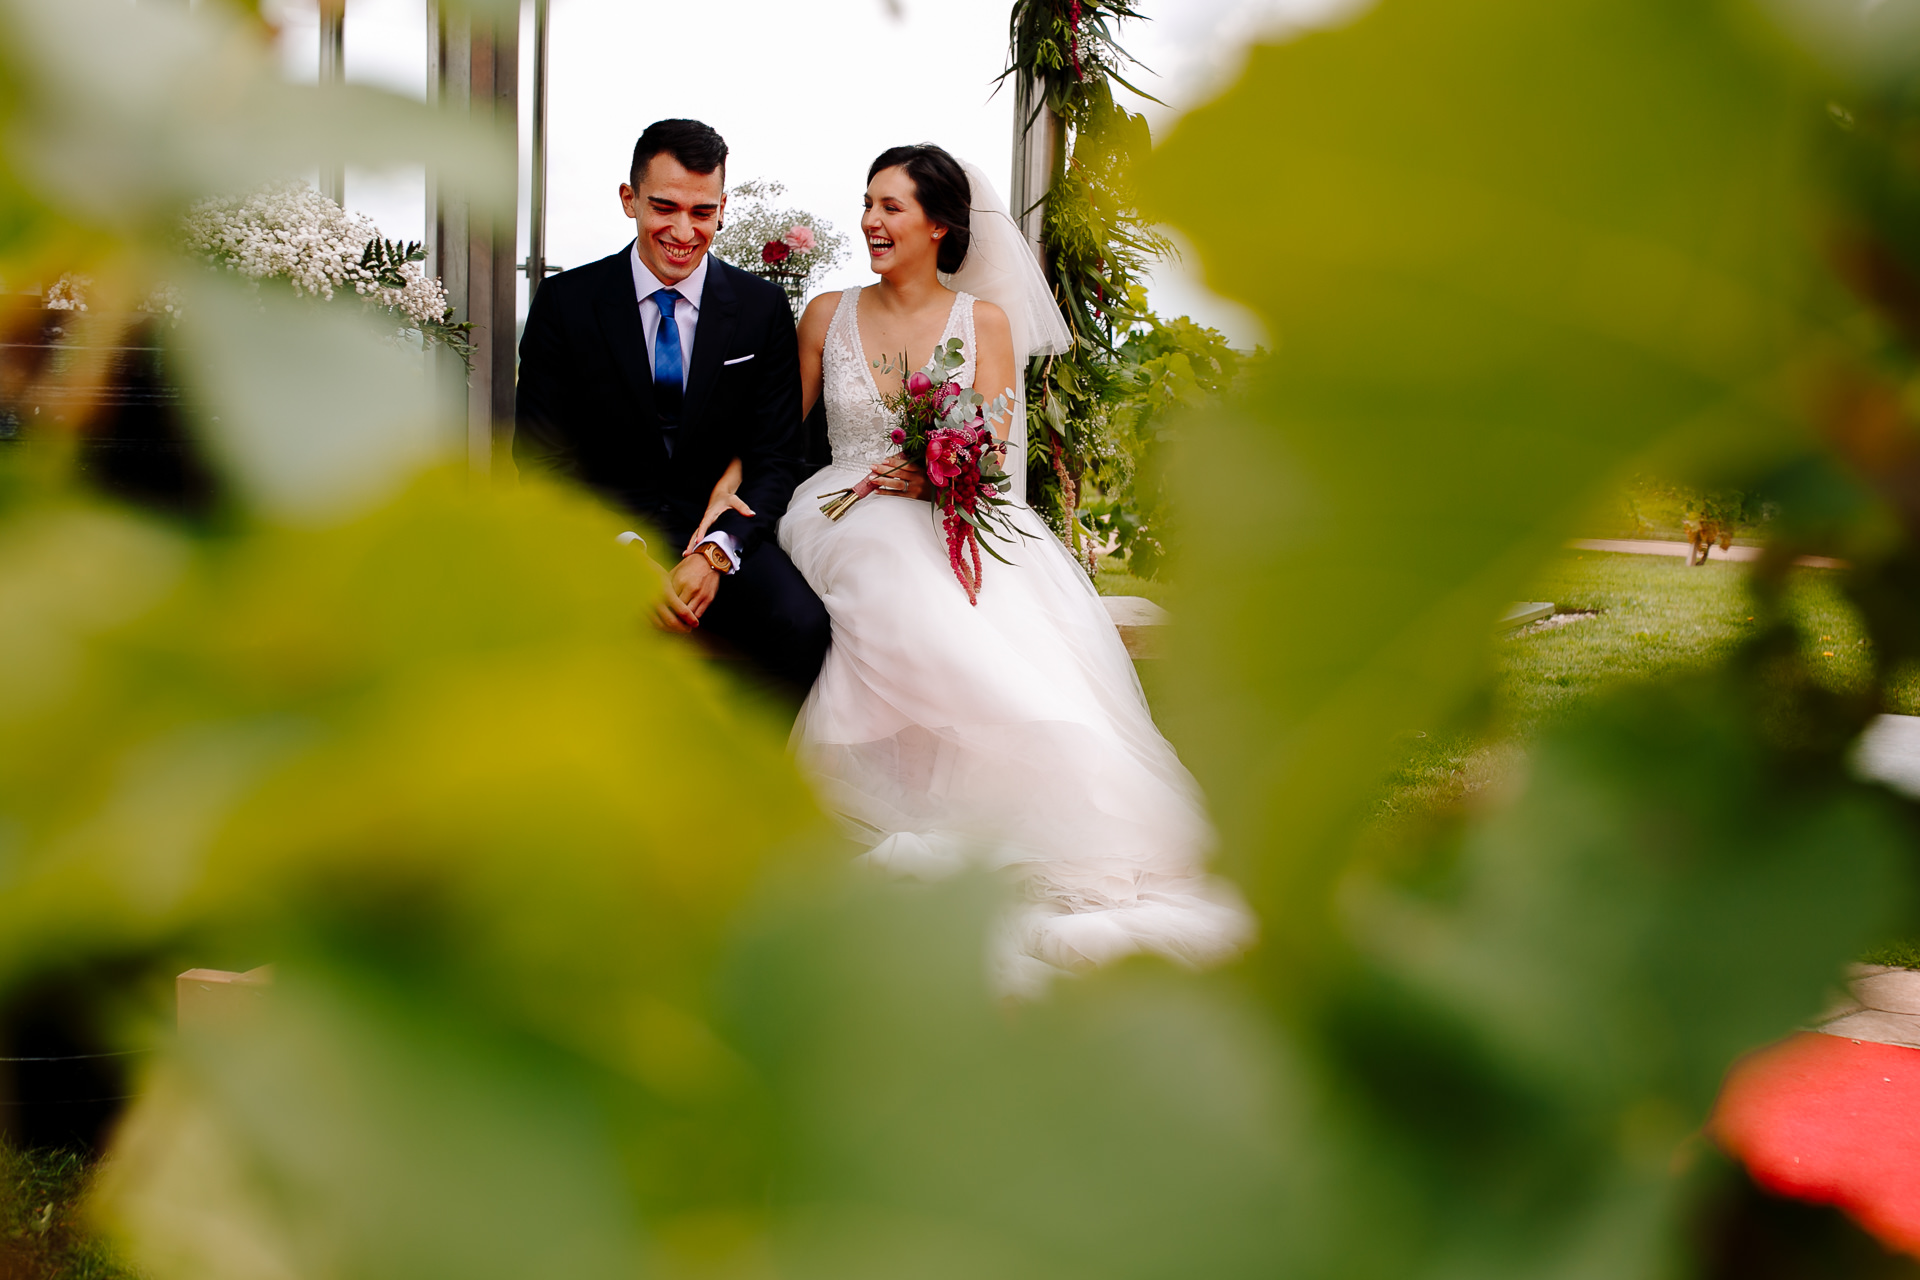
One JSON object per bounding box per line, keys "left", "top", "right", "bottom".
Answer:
{"left": 692, "top": 541, "right": 732, "bottom": 574}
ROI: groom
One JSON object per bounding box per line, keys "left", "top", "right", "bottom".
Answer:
{"left": 514, "top": 118, "right": 830, "bottom": 697}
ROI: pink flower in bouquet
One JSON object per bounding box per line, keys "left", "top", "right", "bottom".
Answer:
{"left": 906, "top": 370, "right": 933, "bottom": 396}
{"left": 926, "top": 426, "right": 971, "bottom": 487}
{"left": 761, "top": 239, "right": 791, "bottom": 265}
{"left": 981, "top": 484, "right": 997, "bottom": 498}
{"left": 782, "top": 223, "right": 817, "bottom": 252}
{"left": 890, "top": 427, "right": 906, "bottom": 443}
{"left": 936, "top": 380, "right": 963, "bottom": 413}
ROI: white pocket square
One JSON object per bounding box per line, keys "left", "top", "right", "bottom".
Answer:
{"left": 722, "top": 353, "right": 755, "bottom": 366}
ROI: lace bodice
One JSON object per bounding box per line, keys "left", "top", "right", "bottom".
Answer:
{"left": 821, "top": 286, "right": 977, "bottom": 468}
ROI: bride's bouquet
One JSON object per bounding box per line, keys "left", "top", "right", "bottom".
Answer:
{"left": 819, "top": 337, "right": 1029, "bottom": 605}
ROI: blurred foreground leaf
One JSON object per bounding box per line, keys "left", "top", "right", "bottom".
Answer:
{"left": 1140, "top": 0, "right": 1920, "bottom": 1273}
{"left": 176, "top": 274, "right": 445, "bottom": 520}
{"left": 724, "top": 876, "right": 1335, "bottom": 1280}
{"left": 0, "top": 0, "right": 509, "bottom": 246}
{"left": 1145, "top": 0, "right": 1829, "bottom": 930}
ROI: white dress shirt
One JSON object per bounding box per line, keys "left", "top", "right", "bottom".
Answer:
{"left": 629, "top": 242, "right": 704, "bottom": 387}
{"left": 626, "top": 244, "right": 738, "bottom": 573}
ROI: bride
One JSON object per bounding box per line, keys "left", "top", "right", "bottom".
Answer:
{"left": 700, "top": 144, "right": 1250, "bottom": 994}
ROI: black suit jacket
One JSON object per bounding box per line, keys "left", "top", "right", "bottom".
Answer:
{"left": 513, "top": 246, "right": 805, "bottom": 555}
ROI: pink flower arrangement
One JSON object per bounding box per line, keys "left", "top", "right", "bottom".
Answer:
{"left": 762, "top": 223, "right": 818, "bottom": 266}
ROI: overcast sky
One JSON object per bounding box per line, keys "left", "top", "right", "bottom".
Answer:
{"left": 262, "top": 0, "right": 1353, "bottom": 347}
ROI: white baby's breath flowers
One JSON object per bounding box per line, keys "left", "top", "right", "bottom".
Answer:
{"left": 43, "top": 273, "right": 91, "bottom": 311}
{"left": 182, "top": 180, "right": 454, "bottom": 336}
{"left": 136, "top": 283, "right": 184, "bottom": 327}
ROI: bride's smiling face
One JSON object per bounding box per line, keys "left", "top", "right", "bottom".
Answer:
{"left": 862, "top": 166, "right": 943, "bottom": 278}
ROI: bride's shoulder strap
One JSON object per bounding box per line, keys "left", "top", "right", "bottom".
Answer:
{"left": 953, "top": 289, "right": 978, "bottom": 353}
{"left": 827, "top": 284, "right": 861, "bottom": 333}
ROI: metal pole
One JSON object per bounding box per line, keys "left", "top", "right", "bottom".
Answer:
{"left": 523, "top": 0, "right": 554, "bottom": 300}
{"left": 318, "top": 0, "right": 346, "bottom": 206}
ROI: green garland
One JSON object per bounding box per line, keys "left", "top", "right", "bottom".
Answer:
{"left": 1005, "top": 0, "right": 1202, "bottom": 574}
{"left": 1005, "top": 3, "right": 1259, "bottom": 580}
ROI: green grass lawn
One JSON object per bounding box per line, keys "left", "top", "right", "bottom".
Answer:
{"left": 0, "top": 1140, "right": 134, "bottom": 1279}
{"left": 1364, "top": 550, "right": 1920, "bottom": 968}
{"left": 1097, "top": 548, "right": 1906, "bottom": 805}
{"left": 1502, "top": 551, "right": 1890, "bottom": 726}
{"left": 1379, "top": 549, "right": 1914, "bottom": 830}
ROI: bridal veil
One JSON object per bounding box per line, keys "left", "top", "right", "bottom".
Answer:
{"left": 938, "top": 157, "right": 1073, "bottom": 503}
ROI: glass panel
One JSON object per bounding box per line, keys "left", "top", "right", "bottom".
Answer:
{"left": 261, "top": 0, "right": 428, "bottom": 248}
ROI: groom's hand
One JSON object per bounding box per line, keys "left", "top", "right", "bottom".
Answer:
{"left": 657, "top": 553, "right": 721, "bottom": 630}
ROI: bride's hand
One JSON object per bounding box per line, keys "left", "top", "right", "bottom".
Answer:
{"left": 870, "top": 454, "right": 931, "bottom": 501}
{"left": 684, "top": 458, "right": 755, "bottom": 553}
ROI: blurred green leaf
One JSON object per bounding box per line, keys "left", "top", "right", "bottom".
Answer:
{"left": 1143, "top": 0, "right": 1829, "bottom": 936}
{"left": 1760, "top": 0, "right": 1920, "bottom": 87}
{"left": 175, "top": 273, "right": 446, "bottom": 521}
{"left": 0, "top": 473, "right": 829, "bottom": 1033}
{"left": 102, "top": 969, "right": 646, "bottom": 1280}
{"left": 723, "top": 875, "right": 1336, "bottom": 1280}
{"left": 0, "top": 0, "right": 510, "bottom": 239}
{"left": 1354, "top": 674, "right": 1906, "bottom": 1116}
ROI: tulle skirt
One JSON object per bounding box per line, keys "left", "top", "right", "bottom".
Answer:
{"left": 780, "top": 462, "right": 1254, "bottom": 995}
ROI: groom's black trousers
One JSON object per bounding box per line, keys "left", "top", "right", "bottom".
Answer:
{"left": 655, "top": 513, "right": 830, "bottom": 704}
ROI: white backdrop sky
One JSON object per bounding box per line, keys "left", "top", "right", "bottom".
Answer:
{"left": 261, "top": 0, "right": 1350, "bottom": 347}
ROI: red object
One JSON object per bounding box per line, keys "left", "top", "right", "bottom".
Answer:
{"left": 1715, "top": 1032, "right": 1920, "bottom": 1257}
{"left": 761, "top": 239, "right": 790, "bottom": 265}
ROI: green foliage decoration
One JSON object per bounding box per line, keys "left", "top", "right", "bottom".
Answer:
{"left": 1004, "top": 0, "right": 1174, "bottom": 560}
{"left": 358, "top": 236, "right": 475, "bottom": 362}
{"left": 1083, "top": 312, "right": 1254, "bottom": 579}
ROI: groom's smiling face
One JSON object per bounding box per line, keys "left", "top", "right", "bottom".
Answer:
{"left": 620, "top": 155, "right": 727, "bottom": 285}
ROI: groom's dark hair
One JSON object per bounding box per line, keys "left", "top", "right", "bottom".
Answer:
{"left": 631, "top": 118, "right": 728, "bottom": 187}
{"left": 868, "top": 144, "right": 971, "bottom": 274}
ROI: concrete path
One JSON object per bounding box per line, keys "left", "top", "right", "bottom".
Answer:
{"left": 1821, "top": 966, "right": 1920, "bottom": 1050}
{"left": 1568, "top": 538, "right": 1847, "bottom": 569}
{"left": 1855, "top": 715, "right": 1920, "bottom": 801}
{"left": 1823, "top": 714, "right": 1920, "bottom": 1047}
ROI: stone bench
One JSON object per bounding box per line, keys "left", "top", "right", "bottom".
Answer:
{"left": 1103, "top": 596, "right": 1170, "bottom": 659}
{"left": 1104, "top": 597, "right": 1550, "bottom": 656}
{"left": 176, "top": 965, "right": 273, "bottom": 1031}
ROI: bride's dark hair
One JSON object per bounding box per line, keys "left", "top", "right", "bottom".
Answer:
{"left": 868, "top": 144, "right": 971, "bottom": 274}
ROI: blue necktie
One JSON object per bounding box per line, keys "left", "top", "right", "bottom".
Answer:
{"left": 651, "top": 288, "right": 684, "bottom": 455}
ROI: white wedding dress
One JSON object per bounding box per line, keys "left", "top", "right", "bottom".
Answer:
{"left": 779, "top": 285, "right": 1253, "bottom": 995}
